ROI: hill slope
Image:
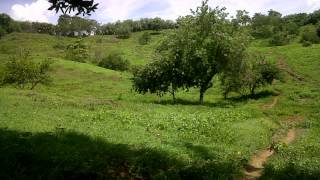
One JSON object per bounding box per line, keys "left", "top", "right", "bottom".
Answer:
{"left": 0, "top": 32, "right": 319, "bottom": 179}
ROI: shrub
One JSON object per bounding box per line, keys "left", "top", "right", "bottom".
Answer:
{"left": 1, "top": 49, "right": 53, "bottom": 89}
{"left": 115, "top": 24, "right": 131, "bottom": 39}
{"left": 65, "top": 39, "right": 89, "bottom": 62}
{"left": 0, "top": 27, "right": 6, "bottom": 39}
{"left": 138, "top": 32, "right": 151, "bottom": 45}
{"left": 300, "top": 25, "right": 320, "bottom": 44}
{"left": 221, "top": 55, "right": 282, "bottom": 98}
{"left": 269, "top": 32, "right": 291, "bottom": 46}
{"left": 53, "top": 42, "right": 67, "bottom": 50}
{"left": 98, "top": 52, "right": 130, "bottom": 71}
{"left": 302, "top": 41, "right": 312, "bottom": 47}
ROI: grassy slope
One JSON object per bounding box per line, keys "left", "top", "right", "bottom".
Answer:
{"left": 0, "top": 33, "right": 319, "bottom": 179}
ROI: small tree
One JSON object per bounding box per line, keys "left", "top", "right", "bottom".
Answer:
{"left": 98, "top": 52, "right": 130, "bottom": 71}
{"left": 65, "top": 39, "right": 89, "bottom": 62}
{"left": 115, "top": 24, "right": 131, "bottom": 39}
{"left": 138, "top": 32, "right": 151, "bottom": 45}
{"left": 221, "top": 55, "right": 282, "bottom": 98}
{"left": 1, "top": 49, "right": 52, "bottom": 89}
{"left": 300, "top": 25, "right": 320, "bottom": 44}
{"left": 269, "top": 32, "right": 291, "bottom": 46}
{"left": 132, "top": 0, "right": 249, "bottom": 104}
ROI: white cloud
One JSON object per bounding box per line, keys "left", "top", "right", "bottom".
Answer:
{"left": 10, "top": 0, "right": 55, "bottom": 23}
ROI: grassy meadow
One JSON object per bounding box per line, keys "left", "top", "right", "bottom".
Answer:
{"left": 0, "top": 32, "right": 319, "bottom": 179}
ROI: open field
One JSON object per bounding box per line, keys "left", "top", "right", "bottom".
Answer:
{"left": 0, "top": 32, "right": 319, "bottom": 179}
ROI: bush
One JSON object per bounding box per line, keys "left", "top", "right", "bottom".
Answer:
{"left": 1, "top": 49, "right": 52, "bottom": 89}
{"left": 138, "top": 32, "right": 151, "bottom": 45}
{"left": 221, "top": 55, "right": 282, "bottom": 98}
{"left": 98, "top": 52, "right": 130, "bottom": 71}
{"left": 269, "top": 32, "right": 291, "bottom": 46}
{"left": 300, "top": 25, "right": 320, "bottom": 44}
{"left": 0, "top": 27, "right": 6, "bottom": 39}
{"left": 115, "top": 24, "right": 131, "bottom": 39}
{"left": 65, "top": 39, "right": 89, "bottom": 62}
{"left": 302, "top": 41, "right": 312, "bottom": 47}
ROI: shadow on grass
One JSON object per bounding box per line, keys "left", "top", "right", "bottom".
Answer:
{"left": 227, "top": 90, "right": 278, "bottom": 102}
{"left": 0, "top": 128, "right": 240, "bottom": 180}
{"left": 153, "top": 98, "right": 235, "bottom": 108}
{"left": 261, "top": 163, "right": 320, "bottom": 180}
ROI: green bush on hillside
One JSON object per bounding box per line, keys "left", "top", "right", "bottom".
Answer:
{"left": 1, "top": 49, "right": 52, "bottom": 89}
{"left": 115, "top": 24, "right": 131, "bottom": 39}
{"left": 302, "top": 40, "right": 312, "bottom": 47}
{"left": 0, "top": 27, "right": 6, "bottom": 39}
{"left": 138, "top": 32, "right": 151, "bottom": 45}
{"left": 300, "top": 25, "right": 320, "bottom": 44}
{"left": 221, "top": 55, "right": 282, "bottom": 98}
{"left": 65, "top": 39, "right": 89, "bottom": 62}
{"left": 269, "top": 32, "right": 291, "bottom": 46}
{"left": 98, "top": 52, "right": 130, "bottom": 71}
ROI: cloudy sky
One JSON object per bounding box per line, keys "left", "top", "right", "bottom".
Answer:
{"left": 0, "top": 0, "right": 320, "bottom": 24}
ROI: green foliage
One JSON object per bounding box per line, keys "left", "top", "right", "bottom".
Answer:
{"left": 269, "top": 32, "right": 291, "bottom": 46}
{"left": 115, "top": 24, "right": 131, "bottom": 39}
{"left": 300, "top": 25, "right": 320, "bottom": 44}
{"left": 98, "top": 52, "right": 130, "bottom": 71}
{"left": 142, "top": 0, "right": 250, "bottom": 104}
{"left": 302, "top": 40, "right": 312, "bottom": 47}
{"left": 0, "top": 13, "right": 21, "bottom": 34}
{"left": 138, "top": 32, "right": 151, "bottom": 45}
{"left": 57, "top": 15, "right": 98, "bottom": 36}
{"left": 0, "top": 26, "right": 6, "bottom": 39}
{"left": 1, "top": 49, "right": 52, "bottom": 90}
{"left": 100, "top": 18, "right": 176, "bottom": 35}
{"left": 221, "top": 55, "right": 282, "bottom": 97}
{"left": 66, "top": 39, "right": 89, "bottom": 62}
{"left": 48, "top": 0, "right": 99, "bottom": 16}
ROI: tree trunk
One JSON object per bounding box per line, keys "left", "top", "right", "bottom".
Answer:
{"left": 172, "top": 90, "right": 176, "bottom": 104}
{"left": 199, "top": 91, "right": 204, "bottom": 105}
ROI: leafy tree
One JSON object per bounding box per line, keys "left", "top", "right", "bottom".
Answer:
{"left": 133, "top": 0, "right": 249, "bottom": 104}
{"left": 66, "top": 39, "right": 89, "bottom": 62}
{"left": 232, "top": 10, "right": 251, "bottom": 27}
{"left": 300, "top": 25, "right": 320, "bottom": 44}
{"left": 0, "top": 13, "right": 21, "bottom": 34}
{"left": 269, "top": 32, "right": 291, "bottom": 46}
{"left": 48, "top": 0, "right": 99, "bottom": 16}
{"left": 221, "top": 55, "right": 282, "bottom": 97}
{"left": 98, "top": 52, "right": 130, "bottom": 71}
{"left": 132, "top": 57, "right": 184, "bottom": 102}
{"left": 115, "top": 23, "right": 131, "bottom": 39}
{"left": 0, "top": 27, "right": 6, "bottom": 39}
{"left": 1, "top": 49, "right": 52, "bottom": 90}
{"left": 57, "top": 15, "right": 98, "bottom": 36}
{"left": 138, "top": 32, "right": 151, "bottom": 45}
{"left": 305, "top": 9, "right": 320, "bottom": 25}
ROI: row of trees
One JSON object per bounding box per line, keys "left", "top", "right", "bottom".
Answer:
{"left": 99, "top": 18, "right": 177, "bottom": 35}
{"left": 231, "top": 9, "right": 320, "bottom": 46}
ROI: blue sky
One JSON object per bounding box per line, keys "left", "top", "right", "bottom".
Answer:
{"left": 0, "top": 0, "right": 320, "bottom": 24}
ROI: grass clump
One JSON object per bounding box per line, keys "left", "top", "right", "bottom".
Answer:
{"left": 65, "top": 39, "right": 89, "bottom": 62}
{"left": 98, "top": 52, "right": 130, "bottom": 71}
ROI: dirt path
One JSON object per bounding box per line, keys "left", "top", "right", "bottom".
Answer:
{"left": 243, "top": 128, "right": 299, "bottom": 179}
{"left": 261, "top": 96, "right": 279, "bottom": 110}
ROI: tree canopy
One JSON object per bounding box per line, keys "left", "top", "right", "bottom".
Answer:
{"left": 132, "top": 0, "right": 250, "bottom": 104}
{"left": 48, "top": 0, "right": 99, "bottom": 16}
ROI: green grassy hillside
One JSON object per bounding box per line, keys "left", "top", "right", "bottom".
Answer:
{"left": 0, "top": 32, "right": 319, "bottom": 179}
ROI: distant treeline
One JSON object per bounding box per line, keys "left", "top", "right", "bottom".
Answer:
{"left": 0, "top": 13, "right": 177, "bottom": 38}
{"left": 1, "top": 9, "right": 320, "bottom": 40}
{"left": 98, "top": 18, "right": 177, "bottom": 35}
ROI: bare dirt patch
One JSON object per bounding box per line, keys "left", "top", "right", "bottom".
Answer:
{"left": 243, "top": 128, "right": 301, "bottom": 180}
{"left": 277, "top": 59, "right": 304, "bottom": 82}
{"left": 261, "top": 96, "right": 279, "bottom": 110}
